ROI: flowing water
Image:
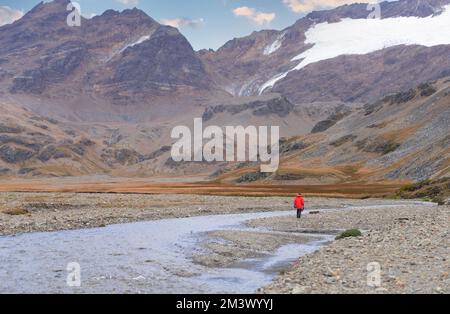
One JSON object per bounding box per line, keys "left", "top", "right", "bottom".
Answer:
{"left": 0, "top": 209, "right": 336, "bottom": 293}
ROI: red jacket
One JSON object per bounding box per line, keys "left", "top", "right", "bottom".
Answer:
{"left": 294, "top": 195, "right": 305, "bottom": 209}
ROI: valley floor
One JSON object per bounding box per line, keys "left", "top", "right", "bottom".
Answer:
{"left": 0, "top": 177, "right": 403, "bottom": 197}
{"left": 0, "top": 193, "right": 404, "bottom": 236}
{"left": 0, "top": 192, "right": 447, "bottom": 294}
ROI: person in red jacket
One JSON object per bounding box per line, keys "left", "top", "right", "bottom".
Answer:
{"left": 294, "top": 193, "right": 305, "bottom": 219}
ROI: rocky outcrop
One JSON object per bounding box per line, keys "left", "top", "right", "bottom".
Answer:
{"left": 37, "top": 145, "right": 70, "bottom": 162}
{"left": 202, "top": 96, "right": 294, "bottom": 121}
{"left": 0, "top": 145, "right": 35, "bottom": 163}
{"left": 329, "top": 135, "right": 357, "bottom": 147}
{"left": 0, "top": 124, "right": 23, "bottom": 134}
{"left": 356, "top": 137, "right": 401, "bottom": 155}
{"left": 280, "top": 140, "right": 307, "bottom": 154}
{"left": 237, "top": 172, "right": 271, "bottom": 183}
{"left": 311, "top": 106, "right": 352, "bottom": 133}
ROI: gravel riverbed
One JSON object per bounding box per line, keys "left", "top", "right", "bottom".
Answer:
{"left": 258, "top": 204, "right": 449, "bottom": 294}
{"left": 0, "top": 192, "right": 447, "bottom": 294}
{"left": 0, "top": 192, "right": 406, "bottom": 236}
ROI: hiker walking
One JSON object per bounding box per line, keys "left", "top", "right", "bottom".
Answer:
{"left": 294, "top": 193, "right": 305, "bottom": 219}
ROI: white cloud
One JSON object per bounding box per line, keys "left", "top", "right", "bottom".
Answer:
{"left": 115, "top": 0, "right": 140, "bottom": 6}
{"left": 282, "top": 0, "right": 377, "bottom": 13}
{"left": 161, "top": 17, "right": 205, "bottom": 29}
{"left": 0, "top": 6, "right": 23, "bottom": 26}
{"left": 253, "top": 12, "right": 276, "bottom": 24}
{"left": 233, "top": 6, "right": 256, "bottom": 17}
{"left": 233, "top": 6, "right": 276, "bottom": 25}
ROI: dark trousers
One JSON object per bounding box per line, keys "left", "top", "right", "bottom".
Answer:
{"left": 297, "top": 208, "right": 303, "bottom": 219}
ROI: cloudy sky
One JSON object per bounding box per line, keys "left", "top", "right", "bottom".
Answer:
{"left": 0, "top": 0, "right": 366, "bottom": 50}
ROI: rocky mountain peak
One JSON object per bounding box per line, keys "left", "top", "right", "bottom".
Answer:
{"left": 21, "top": 0, "right": 71, "bottom": 20}
{"left": 97, "top": 7, "right": 154, "bottom": 21}
{"left": 304, "top": 0, "right": 450, "bottom": 23}
{"left": 0, "top": 0, "right": 219, "bottom": 118}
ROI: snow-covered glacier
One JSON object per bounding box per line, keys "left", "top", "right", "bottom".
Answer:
{"left": 259, "top": 4, "right": 450, "bottom": 94}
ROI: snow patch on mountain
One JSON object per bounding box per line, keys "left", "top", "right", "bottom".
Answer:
{"left": 263, "top": 32, "right": 286, "bottom": 55}
{"left": 259, "top": 4, "right": 450, "bottom": 94}
{"left": 104, "top": 35, "right": 152, "bottom": 62}
{"left": 119, "top": 35, "right": 151, "bottom": 54}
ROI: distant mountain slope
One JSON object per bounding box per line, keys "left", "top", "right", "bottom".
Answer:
{"left": 273, "top": 44, "right": 450, "bottom": 103}
{"left": 0, "top": 0, "right": 226, "bottom": 121}
{"left": 0, "top": 101, "right": 109, "bottom": 177}
{"left": 0, "top": 94, "right": 356, "bottom": 178}
{"left": 2, "top": 0, "right": 449, "bottom": 117}
{"left": 1, "top": 78, "right": 447, "bottom": 183}
{"left": 215, "top": 78, "right": 450, "bottom": 184}
{"left": 0, "top": 0, "right": 448, "bottom": 184}
{"left": 201, "top": 0, "right": 450, "bottom": 102}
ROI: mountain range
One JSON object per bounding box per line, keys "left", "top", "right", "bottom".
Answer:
{"left": 0, "top": 0, "right": 448, "bottom": 185}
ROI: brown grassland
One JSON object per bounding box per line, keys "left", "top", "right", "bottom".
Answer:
{"left": 0, "top": 178, "right": 404, "bottom": 198}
